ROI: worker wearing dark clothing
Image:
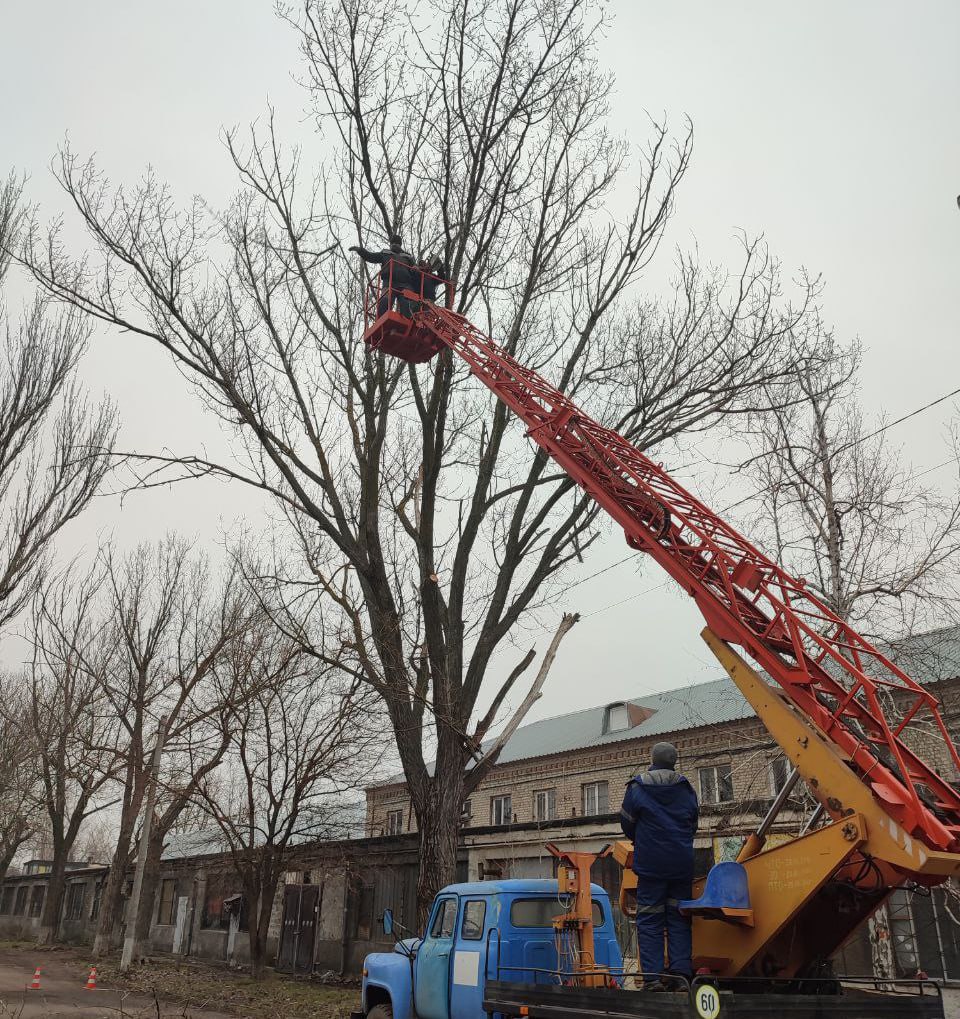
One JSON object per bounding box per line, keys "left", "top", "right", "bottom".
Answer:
{"left": 349, "top": 234, "right": 415, "bottom": 315}
{"left": 620, "top": 742, "right": 699, "bottom": 989}
{"left": 417, "top": 255, "right": 450, "bottom": 309}
{"left": 422, "top": 256, "right": 447, "bottom": 298}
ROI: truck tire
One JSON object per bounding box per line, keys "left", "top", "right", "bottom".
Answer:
{"left": 368, "top": 1005, "right": 393, "bottom": 1019}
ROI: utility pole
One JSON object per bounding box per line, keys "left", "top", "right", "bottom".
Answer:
{"left": 120, "top": 716, "right": 167, "bottom": 972}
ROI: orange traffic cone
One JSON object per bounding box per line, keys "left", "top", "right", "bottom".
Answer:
{"left": 28, "top": 966, "right": 41, "bottom": 990}
{"left": 84, "top": 966, "right": 97, "bottom": 990}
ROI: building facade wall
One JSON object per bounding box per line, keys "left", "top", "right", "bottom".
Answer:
{"left": 367, "top": 717, "right": 794, "bottom": 838}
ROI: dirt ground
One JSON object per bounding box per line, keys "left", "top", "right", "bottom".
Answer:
{"left": 0, "top": 944, "right": 359, "bottom": 1019}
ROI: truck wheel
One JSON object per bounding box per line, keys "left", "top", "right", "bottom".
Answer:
{"left": 368, "top": 1006, "right": 393, "bottom": 1019}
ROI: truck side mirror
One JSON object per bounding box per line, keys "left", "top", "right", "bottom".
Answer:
{"left": 381, "top": 909, "right": 394, "bottom": 937}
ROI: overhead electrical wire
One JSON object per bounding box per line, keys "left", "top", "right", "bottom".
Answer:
{"left": 718, "top": 383, "right": 960, "bottom": 516}
{"left": 569, "top": 386, "right": 960, "bottom": 614}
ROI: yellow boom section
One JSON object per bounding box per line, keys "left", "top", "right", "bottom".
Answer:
{"left": 614, "top": 629, "right": 960, "bottom": 979}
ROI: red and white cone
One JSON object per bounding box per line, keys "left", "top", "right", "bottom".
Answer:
{"left": 28, "top": 966, "right": 41, "bottom": 990}
{"left": 84, "top": 966, "right": 97, "bottom": 990}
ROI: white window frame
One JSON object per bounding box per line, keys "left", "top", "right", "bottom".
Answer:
{"left": 698, "top": 763, "right": 734, "bottom": 804}
{"left": 582, "top": 780, "right": 609, "bottom": 816}
{"left": 533, "top": 787, "right": 557, "bottom": 822}
{"left": 491, "top": 794, "right": 512, "bottom": 826}
{"left": 769, "top": 756, "right": 792, "bottom": 797}
{"left": 386, "top": 808, "right": 403, "bottom": 835}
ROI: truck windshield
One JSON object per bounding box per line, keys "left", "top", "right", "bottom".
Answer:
{"left": 509, "top": 898, "right": 604, "bottom": 928}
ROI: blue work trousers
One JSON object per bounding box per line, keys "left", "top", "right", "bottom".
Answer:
{"left": 635, "top": 876, "right": 693, "bottom": 981}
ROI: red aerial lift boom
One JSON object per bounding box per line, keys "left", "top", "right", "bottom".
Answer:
{"left": 362, "top": 266, "right": 960, "bottom": 865}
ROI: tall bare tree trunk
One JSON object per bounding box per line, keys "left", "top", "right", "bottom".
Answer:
{"left": 37, "top": 850, "right": 66, "bottom": 944}
{"left": 134, "top": 831, "right": 165, "bottom": 946}
{"left": 93, "top": 837, "right": 135, "bottom": 956}
{"left": 413, "top": 776, "right": 465, "bottom": 929}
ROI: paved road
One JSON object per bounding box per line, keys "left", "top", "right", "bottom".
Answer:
{"left": 0, "top": 948, "right": 236, "bottom": 1018}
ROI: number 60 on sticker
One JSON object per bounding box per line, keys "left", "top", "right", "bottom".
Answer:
{"left": 694, "top": 983, "right": 721, "bottom": 1019}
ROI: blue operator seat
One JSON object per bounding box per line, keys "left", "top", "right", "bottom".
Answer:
{"left": 678, "top": 861, "right": 754, "bottom": 927}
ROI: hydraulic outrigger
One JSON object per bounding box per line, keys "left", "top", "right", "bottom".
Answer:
{"left": 361, "top": 264, "right": 960, "bottom": 984}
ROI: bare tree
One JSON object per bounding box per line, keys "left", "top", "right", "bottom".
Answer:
{"left": 22, "top": 0, "right": 824, "bottom": 916}
{"left": 0, "top": 675, "right": 41, "bottom": 883}
{"left": 0, "top": 173, "right": 116, "bottom": 632}
{"left": 131, "top": 601, "right": 263, "bottom": 953}
{"left": 27, "top": 567, "right": 120, "bottom": 943}
{"left": 740, "top": 335, "right": 960, "bottom": 978}
{"left": 195, "top": 622, "right": 378, "bottom": 979}
{"left": 742, "top": 337, "right": 960, "bottom": 637}
{"left": 86, "top": 537, "right": 253, "bottom": 957}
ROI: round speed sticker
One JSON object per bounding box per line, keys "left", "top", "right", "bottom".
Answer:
{"left": 694, "top": 984, "right": 721, "bottom": 1019}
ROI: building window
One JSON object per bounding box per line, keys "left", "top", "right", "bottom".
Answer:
{"left": 602, "top": 702, "right": 630, "bottom": 734}
{"left": 490, "top": 794, "right": 512, "bottom": 826}
{"left": 582, "top": 781, "right": 609, "bottom": 816}
{"left": 770, "top": 756, "right": 792, "bottom": 796}
{"left": 386, "top": 809, "right": 403, "bottom": 835}
{"left": 90, "top": 881, "right": 104, "bottom": 920}
{"left": 352, "top": 880, "right": 375, "bottom": 940}
{"left": 202, "top": 874, "right": 237, "bottom": 931}
{"left": 699, "top": 763, "right": 734, "bottom": 804}
{"left": 533, "top": 788, "right": 557, "bottom": 822}
{"left": 29, "top": 885, "right": 44, "bottom": 918}
{"left": 65, "top": 883, "right": 85, "bottom": 921}
{"left": 0, "top": 886, "right": 13, "bottom": 914}
{"left": 157, "top": 878, "right": 177, "bottom": 926}
{"left": 461, "top": 800, "right": 472, "bottom": 823}
{"left": 13, "top": 886, "right": 27, "bottom": 916}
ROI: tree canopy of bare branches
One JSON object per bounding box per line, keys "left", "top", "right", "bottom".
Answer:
{"left": 22, "top": 0, "right": 825, "bottom": 915}
{"left": 194, "top": 628, "right": 378, "bottom": 978}
{"left": 0, "top": 675, "right": 41, "bottom": 885}
{"left": 0, "top": 173, "right": 116, "bottom": 633}
{"left": 84, "top": 537, "right": 255, "bottom": 957}
{"left": 742, "top": 335, "right": 960, "bottom": 637}
{"left": 27, "top": 567, "right": 121, "bottom": 943}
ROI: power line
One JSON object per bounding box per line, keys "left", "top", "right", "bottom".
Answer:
{"left": 582, "top": 579, "right": 672, "bottom": 618}
{"left": 718, "top": 384, "right": 960, "bottom": 516}
{"left": 743, "top": 451, "right": 960, "bottom": 551}
{"left": 564, "top": 389, "right": 960, "bottom": 612}
{"left": 566, "top": 553, "right": 638, "bottom": 591}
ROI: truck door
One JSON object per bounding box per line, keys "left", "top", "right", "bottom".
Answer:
{"left": 414, "top": 895, "right": 458, "bottom": 1019}
{"left": 450, "top": 898, "right": 487, "bottom": 1019}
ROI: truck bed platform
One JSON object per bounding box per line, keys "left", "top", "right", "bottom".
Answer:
{"left": 483, "top": 977, "right": 944, "bottom": 1019}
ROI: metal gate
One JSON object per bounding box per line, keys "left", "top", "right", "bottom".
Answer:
{"left": 277, "top": 883, "right": 321, "bottom": 973}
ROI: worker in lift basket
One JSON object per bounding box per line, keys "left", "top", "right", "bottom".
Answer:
{"left": 619, "top": 741, "right": 699, "bottom": 992}
{"left": 349, "top": 234, "right": 416, "bottom": 315}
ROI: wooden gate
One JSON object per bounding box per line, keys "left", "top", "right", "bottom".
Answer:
{"left": 277, "top": 883, "right": 321, "bottom": 973}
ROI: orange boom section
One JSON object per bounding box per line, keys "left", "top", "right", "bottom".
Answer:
{"left": 362, "top": 265, "right": 960, "bottom": 860}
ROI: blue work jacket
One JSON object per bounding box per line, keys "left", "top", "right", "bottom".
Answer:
{"left": 620, "top": 769, "right": 699, "bottom": 881}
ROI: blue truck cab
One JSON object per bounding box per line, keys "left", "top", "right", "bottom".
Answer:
{"left": 361, "top": 879, "right": 622, "bottom": 1019}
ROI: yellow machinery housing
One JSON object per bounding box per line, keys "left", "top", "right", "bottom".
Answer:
{"left": 613, "top": 628, "right": 960, "bottom": 980}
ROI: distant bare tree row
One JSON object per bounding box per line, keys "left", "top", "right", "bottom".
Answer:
{"left": 1, "top": 537, "right": 380, "bottom": 972}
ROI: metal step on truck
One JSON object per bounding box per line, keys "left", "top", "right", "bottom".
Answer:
{"left": 355, "top": 845, "right": 943, "bottom": 1019}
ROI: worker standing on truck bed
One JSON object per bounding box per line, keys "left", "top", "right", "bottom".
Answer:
{"left": 619, "top": 741, "right": 699, "bottom": 991}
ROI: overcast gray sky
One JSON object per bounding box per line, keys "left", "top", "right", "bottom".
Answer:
{"left": 2, "top": 1, "right": 958, "bottom": 726}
